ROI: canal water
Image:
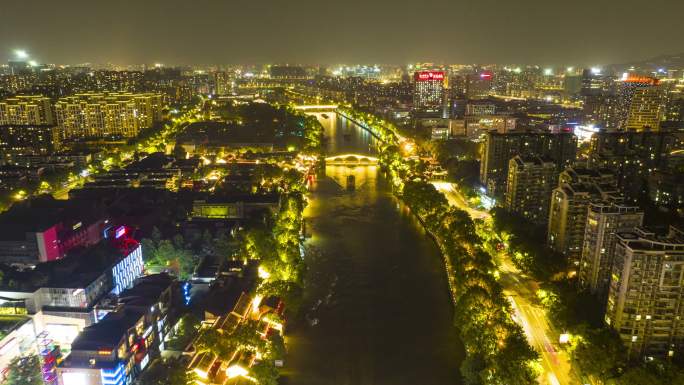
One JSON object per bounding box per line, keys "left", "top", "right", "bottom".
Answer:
{"left": 283, "top": 112, "right": 463, "bottom": 385}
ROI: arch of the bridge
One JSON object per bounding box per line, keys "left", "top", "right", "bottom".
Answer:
{"left": 325, "top": 153, "right": 378, "bottom": 163}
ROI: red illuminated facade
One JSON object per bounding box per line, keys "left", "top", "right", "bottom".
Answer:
{"left": 413, "top": 71, "right": 445, "bottom": 110}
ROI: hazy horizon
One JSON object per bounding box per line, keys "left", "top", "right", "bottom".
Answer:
{"left": 2, "top": 0, "right": 684, "bottom": 67}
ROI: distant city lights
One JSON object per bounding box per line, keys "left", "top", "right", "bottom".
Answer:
{"left": 14, "top": 49, "right": 28, "bottom": 59}
{"left": 574, "top": 124, "right": 600, "bottom": 143}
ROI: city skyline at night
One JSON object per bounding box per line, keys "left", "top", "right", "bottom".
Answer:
{"left": 1, "top": 2, "right": 684, "bottom": 385}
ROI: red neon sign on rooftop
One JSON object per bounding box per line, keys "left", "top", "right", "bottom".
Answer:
{"left": 415, "top": 71, "right": 445, "bottom": 81}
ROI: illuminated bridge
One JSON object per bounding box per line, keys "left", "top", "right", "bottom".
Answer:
{"left": 325, "top": 154, "right": 378, "bottom": 166}
{"left": 293, "top": 104, "right": 338, "bottom": 111}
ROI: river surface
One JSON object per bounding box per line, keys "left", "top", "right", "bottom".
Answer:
{"left": 283, "top": 112, "right": 463, "bottom": 385}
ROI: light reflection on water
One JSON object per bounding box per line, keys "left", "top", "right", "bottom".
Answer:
{"left": 282, "top": 112, "right": 462, "bottom": 385}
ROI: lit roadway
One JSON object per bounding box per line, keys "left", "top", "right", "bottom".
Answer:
{"left": 431, "top": 181, "right": 578, "bottom": 385}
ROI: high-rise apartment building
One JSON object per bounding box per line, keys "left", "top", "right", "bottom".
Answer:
{"left": 579, "top": 202, "right": 644, "bottom": 297}
{"left": 504, "top": 155, "right": 557, "bottom": 224}
{"left": 547, "top": 166, "right": 620, "bottom": 262}
{"left": 480, "top": 131, "right": 577, "bottom": 196}
{"left": 0, "top": 95, "right": 54, "bottom": 125}
{"left": 582, "top": 75, "right": 662, "bottom": 130}
{"left": 413, "top": 71, "right": 445, "bottom": 112}
{"left": 214, "top": 71, "right": 232, "bottom": 95}
{"left": 0, "top": 124, "right": 61, "bottom": 163}
{"left": 648, "top": 168, "right": 684, "bottom": 211}
{"left": 588, "top": 130, "right": 682, "bottom": 201}
{"left": 625, "top": 85, "right": 666, "bottom": 131}
{"left": 605, "top": 227, "right": 684, "bottom": 360}
{"left": 55, "top": 92, "right": 163, "bottom": 139}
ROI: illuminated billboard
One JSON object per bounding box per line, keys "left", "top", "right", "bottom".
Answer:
{"left": 114, "top": 226, "right": 126, "bottom": 239}
{"left": 414, "top": 71, "right": 445, "bottom": 81}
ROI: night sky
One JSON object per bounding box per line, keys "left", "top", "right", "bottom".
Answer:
{"left": 2, "top": 0, "right": 683, "bottom": 66}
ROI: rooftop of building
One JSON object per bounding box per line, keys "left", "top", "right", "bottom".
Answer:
{"left": 201, "top": 262, "right": 257, "bottom": 318}
{"left": 563, "top": 165, "right": 615, "bottom": 179}
{"left": 0, "top": 237, "right": 139, "bottom": 292}
{"left": 117, "top": 273, "right": 175, "bottom": 308}
{"left": 39, "top": 238, "right": 139, "bottom": 288}
{"left": 588, "top": 201, "right": 643, "bottom": 213}
{"left": 126, "top": 152, "right": 176, "bottom": 171}
{"left": 193, "top": 192, "right": 280, "bottom": 205}
{"left": 0, "top": 195, "right": 105, "bottom": 240}
{"left": 0, "top": 124, "right": 57, "bottom": 129}
{"left": 69, "top": 307, "right": 145, "bottom": 352}
{"left": 616, "top": 226, "right": 684, "bottom": 251}
{"left": 511, "top": 155, "right": 556, "bottom": 167}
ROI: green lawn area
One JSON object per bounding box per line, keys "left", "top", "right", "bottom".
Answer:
{"left": 0, "top": 315, "right": 29, "bottom": 340}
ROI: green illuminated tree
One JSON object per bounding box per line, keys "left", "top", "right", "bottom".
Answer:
{"left": 571, "top": 328, "right": 625, "bottom": 384}
{"left": 251, "top": 361, "right": 279, "bottom": 385}
{"left": 5, "top": 354, "right": 42, "bottom": 385}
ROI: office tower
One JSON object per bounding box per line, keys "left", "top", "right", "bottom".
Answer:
{"left": 466, "top": 71, "right": 493, "bottom": 98}
{"left": 605, "top": 227, "right": 684, "bottom": 360}
{"left": 480, "top": 131, "right": 577, "bottom": 196}
{"left": 547, "top": 166, "right": 620, "bottom": 262}
{"left": 579, "top": 202, "right": 644, "bottom": 297}
{"left": 625, "top": 85, "right": 666, "bottom": 131}
{"left": 413, "top": 71, "right": 445, "bottom": 112}
{"left": 588, "top": 130, "right": 682, "bottom": 202}
{"left": 55, "top": 92, "right": 163, "bottom": 139}
{"left": 504, "top": 155, "right": 557, "bottom": 224}
{"left": 581, "top": 68, "right": 613, "bottom": 97}
{"left": 0, "top": 95, "right": 54, "bottom": 125}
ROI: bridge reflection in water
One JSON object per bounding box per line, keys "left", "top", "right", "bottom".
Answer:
{"left": 325, "top": 154, "right": 379, "bottom": 166}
